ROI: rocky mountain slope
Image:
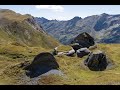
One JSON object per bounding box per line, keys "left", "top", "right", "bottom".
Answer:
{"left": 36, "top": 13, "right": 120, "bottom": 44}
{"left": 0, "top": 9, "right": 59, "bottom": 49}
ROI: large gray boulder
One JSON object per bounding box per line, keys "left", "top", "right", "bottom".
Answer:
{"left": 84, "top": 50, "right": 108, "bottom": 71}
{"left": 76, "top": 48, "right": 91, "bottom": 58}
{"left": 24, "top": 52, "right": 59, "bottom": 78}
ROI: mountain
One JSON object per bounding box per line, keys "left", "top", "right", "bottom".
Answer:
{"left": 36, "top": 13, "right": 120, "bottom": 44}
{"left": 36, "top": 16, "right": 82, "bottom": 44}
{"left": 0, "top": 9, "right": 59, "bottom": 49}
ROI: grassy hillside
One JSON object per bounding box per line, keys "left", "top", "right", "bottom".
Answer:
{"left": 53, "top": 44, "right": 120, "bottom": 85}
{"left": 0, "top": 9, "right": 59, "bottom": 49}
{"left": 0, "top": 42, "right": 55, "bottom": 84}
{"left": 0, "top": 9, "right": 60, "bottom": 84}
{"left": 0, "top": 9, "right": 30, "bottom": 21}
{"left": 0, "top": 44, "right": 120, "bottom": 85}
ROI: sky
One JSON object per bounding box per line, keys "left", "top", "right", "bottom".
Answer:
{"left": 0, "top": 5, "right": 120, "bottom": 20}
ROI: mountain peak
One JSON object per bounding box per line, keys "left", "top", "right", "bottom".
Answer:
{"left": 25, "top": 14, "right": 33, "bottom": 17}
{"left": 100, "top": 13, "right": 109, "bottom": 16}
{"left": 70, "top": 16, "right": 82, "bottom": 21}
{"left": 35, "top": 17, "right": 49, "bottom": 24}
{"left": 0, "top": 9, "right": 31, "bottom": 21}
{"left": 0, "top": 9, "right": 16, "bottom": 13}
{"left": 41, "top": 17, "right": 49, "bottom": 20}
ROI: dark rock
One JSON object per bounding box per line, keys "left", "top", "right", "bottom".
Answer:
{"left": 76, "top": 48, "right": 91, "bottom": 58}
{"left": 24, "top": 52, "right": 59, "bottom": 78}
{"left": 84, "top": 50, "right": 108, "bottom": 71}
{"left": 71, "top": 32, "right": 95, "bottom": 48}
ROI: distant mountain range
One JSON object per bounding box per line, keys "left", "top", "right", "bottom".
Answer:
{"left": 0, "top": 9, "right": 120, "bottom": 46}
{"left": 36, "top": 13, "right": 120, "bottom": 44}
{"left": 0, "top": 9, "right": 59, "bottom": 48}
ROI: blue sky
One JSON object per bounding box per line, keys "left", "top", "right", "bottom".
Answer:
{"left": 0, "top": 5, "right": 120, "bottom": 20}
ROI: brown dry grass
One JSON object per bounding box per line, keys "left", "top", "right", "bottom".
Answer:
{"left": 0, "top": 44, "right": 120, "bottom": 85}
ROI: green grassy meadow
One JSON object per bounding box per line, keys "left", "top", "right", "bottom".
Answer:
{"left": 0, "top": 43, "right": 120, "bottom": 85}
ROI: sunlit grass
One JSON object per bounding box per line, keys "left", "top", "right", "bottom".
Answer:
{"left": 0, "top": 43, "right": 120, "bottom": 85}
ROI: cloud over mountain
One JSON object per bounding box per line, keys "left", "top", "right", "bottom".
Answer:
{"left": 35, "top": 5, "right": 64, "bottom": 12}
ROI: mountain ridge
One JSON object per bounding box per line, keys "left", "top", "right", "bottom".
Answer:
{"left": 0, "top": 9, "right": 59, "bottom": 49}
{"left": 36, "top": 13, "right": 120, "bottom": 44}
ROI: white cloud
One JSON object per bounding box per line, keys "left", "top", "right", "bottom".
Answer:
{"left": 35, "top": 5, "right": 64, "bottom": 12}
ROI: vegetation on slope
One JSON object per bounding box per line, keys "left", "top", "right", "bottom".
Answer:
{"left": 0, "top": 9, "right": 59, "bottom": 49}
{"left": 0, "top": 44, "right": 120, "bottom": 85}
{"left": 0, "top": 9, "right": 60, "bottom": 84}
{"left": 54, "top": 44, "right": 120, "bottom": 85}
